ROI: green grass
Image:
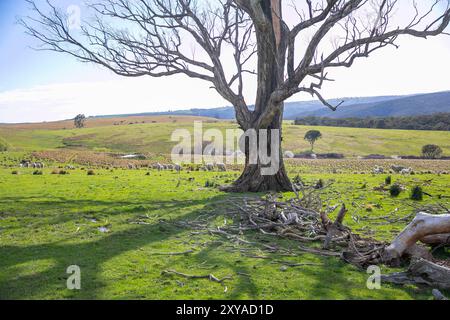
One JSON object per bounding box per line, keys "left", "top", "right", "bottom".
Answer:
{"left": 1, "top": 167, "right": 448, "bottom": 299}
{"left": 1, "top": 122, "right": 449, "bottom": 156}
{"left": 0, "top": 120, "right": 449, "bottom": 299}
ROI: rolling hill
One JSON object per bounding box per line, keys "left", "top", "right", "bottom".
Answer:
{"left": 96, "top": 91, "right": 450, "bottom": 120}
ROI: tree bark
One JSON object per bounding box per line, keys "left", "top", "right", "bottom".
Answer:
{"left": 224, "top": 158, "right": 292, "bottom": 192}
{"left": 223, "top": 107, "right": 292, "bottom": 192}
{"left": 383, "top": 212, "right": 450, "bottom": 264}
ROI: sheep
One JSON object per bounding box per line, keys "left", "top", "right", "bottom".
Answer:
{"left": 205, "top": 163, "right": 215, "bottom": 171}
{"left": 283, "top": 151, "right": 295, "bottom": 159}
{"left": 372, "top": 166, "right": 384, "bottom": 174}
{"left": 153, "top": 163, "right": 164, "bottom": 171}
{"left": 391, "top": 165, "right": 406, "bottom": 173}
{"left": 127, "top": 163, "right": 136, "bottom": 170}
{"left": 33, "top": 162, "right": 45, "bottom": 169}
{"left": 166, "top": 164, "right": 174, "bottom": 171}
{"left": 216, "top": 163, "right": 226, "bottom": 172}
{"left": 174, "top": 164, "right": 182, "bottom": 172}
{"left": 400, "top": 167, "right": 413, "bottom": 175}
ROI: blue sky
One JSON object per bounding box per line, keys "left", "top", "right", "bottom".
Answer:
{"left": 1, "top": 0, "right": 450, "bottom": 123}
{"left": 0, "top": 0, "right": 108, "bottom": 92}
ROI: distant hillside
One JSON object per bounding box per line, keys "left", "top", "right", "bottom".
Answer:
{"left": 295, "top": 91, "right": 450, "bottom": 119}
{"left": 294, "top": 113, "right": 450, "bottom": 131}
{"left": 95, "top": 91, "right": 450, "bottom": 120}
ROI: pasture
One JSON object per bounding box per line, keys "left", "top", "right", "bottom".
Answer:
{"left": 0, "top": 117, "right": 449, "bottom": 300}
{"left": 1, "top": 116, "right": 449, "bottom": 156}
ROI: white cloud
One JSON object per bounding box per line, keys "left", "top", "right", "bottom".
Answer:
{"left": 0, "top": 77, "right": 229, "bottom": 123}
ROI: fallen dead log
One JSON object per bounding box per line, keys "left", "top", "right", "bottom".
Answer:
{"left": 383, "top": 212, "right": 450, "bottom": 264}
{"left": 432, "top": 289, "right": 449, "bottom": 300}
{"left": 382, "top": 258, "right": 450, "bottom": 290}
{"left": 421, "top": 233, "right": 450, "bottom": 245}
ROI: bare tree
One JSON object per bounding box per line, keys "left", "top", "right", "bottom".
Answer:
{"left": 21, "top": 0, "right": 450, "bottom": 192}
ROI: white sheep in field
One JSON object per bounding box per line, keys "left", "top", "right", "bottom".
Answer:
{"left": 166, "top": 164, "right": 174, "bottom": 171}
{"left": 174, "top": 164, "right": 182, "bottom": 172}
{"left": 372, "top": 166, "right": 384, "bottom": 174}
{"left": 400, "top": 167, "right": 413, "bottom": 175}
{"left": 154, "top": 163, "right": 164, "bottom": 171}
{"left": 205, "top": 163, "right": 214, "bottom": 171}
{"left": 216, "top": 163, "right": 226, "bottom": 172}
{"left": 34, "top": 162, "right": 44, "bottom": 169}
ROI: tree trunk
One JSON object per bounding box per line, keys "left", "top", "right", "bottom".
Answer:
{"left": 221, "top": 0, "right": 292, "bottom": 193}
{"left": 225, "top": 158, "right": 292, "bottom": 193}
{"left": 222, "top": 108, "right": 293, "bottom": 193}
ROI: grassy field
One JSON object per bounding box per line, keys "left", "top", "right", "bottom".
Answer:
{"left": 0, "top": 167, "right": 449, "bottom": 300}
{"left": 0, "top": 116, "right": 449, "bottom": 300}
{"left": 1, "top": 116, "right": 449, "bottom": 156}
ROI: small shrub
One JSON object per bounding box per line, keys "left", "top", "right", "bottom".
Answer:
{"left": 11, "top": 170, "right": 18, "bottom": 175}
{"left": 51, "top": 169, "right": 59, "bottom": 175}
{"left": 59, "top": 170, "right": 69, "bottom": 175}
{"left": 410, "top": 186, "right": 423, "bottom": 201}
{"left": 33, "top": 170, "right": 43, "bottom": 175}
{"left": 87, "top": 170, "right": 95, "bottom": 176}
{"left": 389, "top": 184, "right": 402, "bottom": 197}
{"left": 422, "top": 144, "right": 443, "bottom": 159}
{"left": 314, "top": 179, "right": 324, "bottom": 189}
{"left": 385, "top": 176, "right": 392, "bottom": 185}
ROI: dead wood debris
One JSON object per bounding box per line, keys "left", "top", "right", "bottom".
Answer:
{"left": 161, "top": 269, "right": 232, "bottom": 284}
{"left": 162, "top": 192, "right": 450, "bottom": 290}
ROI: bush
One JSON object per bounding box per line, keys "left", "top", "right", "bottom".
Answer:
{"left": 11, "top": 170, "right": 18, "bottom": 175}
{"left": 422, "top": 144, "right": 443, "bottom": 159}
{"left": 385, "top": 176, "right": 392, "bottom": 185}
{"left": 314, "top": 179, "right": 324, "bottom": 189}
{"left": 410, "top": 186, "right": 423, "bottom": 201}
{"left": 58, "top": 170, "right": 69, "bottom": 175}
{"left": 389, "top": 184, "right": 402, "bottom": 197}
{"left": 33, "top": 170, "right": 43, "bottom": 175}
{"left": 87, "top": 170, "right": 95, "bottom": 176}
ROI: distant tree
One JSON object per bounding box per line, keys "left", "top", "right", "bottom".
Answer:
{"left": 74, "top": 114, "right": 86, "bottom": 129}
{"left": 422, "top": 144, "right": 443, "bottom": 159}
{"left": 304, "top": 130, "right": 322, "bottom": 152}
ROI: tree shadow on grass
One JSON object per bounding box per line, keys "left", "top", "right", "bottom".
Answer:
{"left": 0, "top": 193, "right": 430, "bottom": 300}
{"left": 0, "top": 194, "right": 261, "bottom": 299}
